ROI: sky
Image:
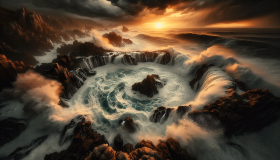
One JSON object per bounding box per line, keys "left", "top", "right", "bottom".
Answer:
{"left": 0, "top": 0, "right": 279, "bottom": 28}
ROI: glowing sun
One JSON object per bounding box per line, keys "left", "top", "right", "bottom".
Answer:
{"left": 155, "top": 22, "right": 163, "bottom": 28}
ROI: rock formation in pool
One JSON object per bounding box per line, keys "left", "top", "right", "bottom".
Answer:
{"left": 132, "top": 74, "right": 164, "bottom": 98}
{"left": 103, "top": 31, "right": 133, "bottom": 47}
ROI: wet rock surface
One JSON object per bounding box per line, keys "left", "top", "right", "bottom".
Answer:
{"left": 188, "top": 89, "right": 280, "bottom": 137}
{"left": 45, "top": 118, "right": 109, "bottom": 160}
{"left": 150, "top": 106, "right": 190, "bottom": 123}
{"left": 118, "top": 116, "right": 138, "bottom": 133}
{"left": 132, "top": 74, "right": 164, "bottom": 98}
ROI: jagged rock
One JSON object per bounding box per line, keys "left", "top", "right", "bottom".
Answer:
{"left": 129, "top": 147, "right": 161, "bottom": 160}
{"left": 0, "top": 42, "right": 37, "bottom": 65}
{"left": 0, "top": 54, "right": 33, "bottom": 90}
{"left": 176, "top": 106, "right": 191, "bottom": 118}
{"left": 150, "top": 105, "right": 190, "bottom": 124}
{"left": 150, "top": 106, "right": 174, "bottom": 123}
{"left": 132, "top": 74, "right": 164, "bottom": 98}
{"left": 45, "top": 118, "right": 108, "bottom": 160}
{"left": 59, "top": 115, "right": 84, "bottom": 145}
{"left": 103, "top": 32, "right": 133, "bottom": 47}
{"left": 116, "top": 151, "right": 130, "bottom": 160}
{"left": 159, "top": 52, "right": 172, "bottom": 65}
{"left": 134, "top": 138, "right": 194, "bottom": 160}
{"left": 165, "top": 138, "right": 193, "bottom": 160}
{"left": 114, "top": 134, "right": 124, "bottom": 151}
{"left": 0, "top": 118, "right": 27, "bottom": 147}
{"left": 120, "top": 116, "right": 138, "bottom": 133}
{"left": 121, "top": 143, "right": 135, "bottom": 154}
{"left": 86, "top": 144, "right": 116, "bottom": 160}
{"left": 188, "top": 89, "right": 280, "bottom": 137}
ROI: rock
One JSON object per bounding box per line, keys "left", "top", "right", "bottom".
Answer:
{"left": 59, "top": 115, "right": 84, "bottom": 145}
{"left": 129, "top": 147, "right": 161, "bottom": 160}
{"left": 132, "top": 74, "right": 164, "bottom": 98}
{"left": 116, "top": 151, "right": 130, "bottom": 160}
{"left": 85, "top": 144, "right": 116, "bottom": 160}
{"left": 188, "top": 89, "right": 280, "bottom": 137}
{"left": 0, "top": 118, "right": 27, "bottom": 147}
{"left": 0, "top": 54, "right": 33, "bottom": 90}
{"left": 150, "top": 105, "right": 190, "bottom": 124}
{"left": 114, "top": 134, "right": 124, "bottom": 151}
{"left": 176, "top": 106, "right": 191, "bottom": 118}
{"left": 45, "top": 118, "right": 109, "bottom": 160}
{"left": 121, "top": 143, "right": 135, "bottom": 154}
{"left": 0, "top": 43, "right": 37, "bottom": 65}
{"left": 165, "top": 138, "right": 193, "bottom": 160}
{"left": 122, "top": 116, "right": 137, "bottom": 133}
{"left": 159, "top": 52, "right": 172, "bottom": 65}
{"left": 103, "top": 32, "right": 133, "bottom": 47}
{"left": 150, "top": 106, "right": 174, "bottom": 123}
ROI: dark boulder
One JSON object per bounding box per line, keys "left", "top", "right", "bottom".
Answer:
{"left": 165, "top": 138, "right": 194, "bottom": 160}
{"left": 150, "top": 105, "right": 190, "bottom": 124}
{"left": 121, "top": 143, "right": 135, "bottom": 154}
{"left": 176, "top": 106, "right": 191, "bottom": 118}
{"left": 114, "top": 134, "right": 124, "bottom": 151}
{"left": 121, "top": 116, "right": 138, "bottom": 133}
{"left": 150, "top": 106, "right": 174, "bottom": 123}
{"left": 132, "top": 74, "right": 164, "bottom": 98}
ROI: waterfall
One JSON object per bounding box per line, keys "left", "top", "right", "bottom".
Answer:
{"left": 154, "top": 53, "right": 164, "bottom": 64}
{"left": 192, "top": 67, "right": 233, "bottom": 92}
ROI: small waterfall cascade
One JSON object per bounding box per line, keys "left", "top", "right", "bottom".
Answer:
{"left": 192, "top": 66, "right": 233, "bottom": 92}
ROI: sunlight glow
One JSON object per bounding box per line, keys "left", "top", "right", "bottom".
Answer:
{"left": 155, "top": 22, "right": 163, "bottom": 28}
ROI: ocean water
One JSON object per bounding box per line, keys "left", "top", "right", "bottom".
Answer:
{"left": 0, "top": 27, "right": 280, "bottom": 160}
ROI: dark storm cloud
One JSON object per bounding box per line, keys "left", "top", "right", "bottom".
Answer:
{"left": 31, "top": 0, "right": 125, "bottom": 19}
{"left": 1, "top": 0, "right": 279, "bottom": 26}
{"left": 192, "top": 0, "right": 280, "bottom": 25}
